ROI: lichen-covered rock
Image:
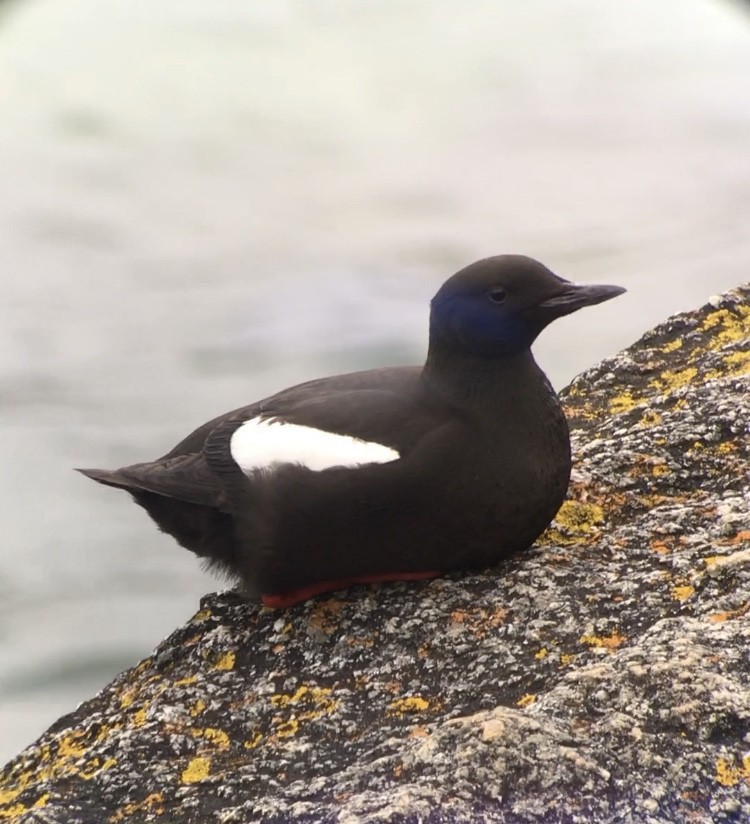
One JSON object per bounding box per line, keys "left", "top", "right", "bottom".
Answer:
{"left": 2, "top": 287, "right": 749, "bottom": 824}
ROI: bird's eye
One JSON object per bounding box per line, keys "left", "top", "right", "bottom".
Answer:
{"left": 488, "top": 287, "right": 507, "bottom": 305}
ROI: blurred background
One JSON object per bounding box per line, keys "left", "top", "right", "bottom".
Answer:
{"left": 1, "top": 0, "right": 749, "bottom": 763}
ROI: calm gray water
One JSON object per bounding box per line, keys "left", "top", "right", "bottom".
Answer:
{"left": 1, "top": 0, "right": 749, "bottom": 763}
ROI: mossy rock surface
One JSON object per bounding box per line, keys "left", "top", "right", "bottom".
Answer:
{"left": 2, "top": 286, "right": 749, "bottom": 824}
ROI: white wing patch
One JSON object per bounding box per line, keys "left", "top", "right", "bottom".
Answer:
{"left": 230, "top": 418, "right": 400, "bottom": 474}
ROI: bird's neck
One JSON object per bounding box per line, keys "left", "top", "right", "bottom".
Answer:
{"left": 421, "top": 345, "right": 551, "bottom": 410}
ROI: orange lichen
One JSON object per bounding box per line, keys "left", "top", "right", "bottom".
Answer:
{"left": 708, "top": 603, "right": 749, "bottom": 623}
{"left": 579, "top": 632, "right": 627, "bottom": 651}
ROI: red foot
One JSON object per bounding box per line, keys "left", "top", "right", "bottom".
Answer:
{"left": 261, "top": 570, "right": 441, "bottom": 609}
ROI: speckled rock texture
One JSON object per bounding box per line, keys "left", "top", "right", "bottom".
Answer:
{"left": 2, "top": 287, "right": 750, "bottom": 824}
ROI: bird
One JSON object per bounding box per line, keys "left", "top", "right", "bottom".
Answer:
{"left": 79, "top": 255, "right": 625, "bottom": 609}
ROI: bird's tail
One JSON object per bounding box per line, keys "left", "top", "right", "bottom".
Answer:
{"left": 76, "top": 467, "right": 138, "bottom": 491}
{"left": 76, "top": 467, "right": 239, "bottom": 574}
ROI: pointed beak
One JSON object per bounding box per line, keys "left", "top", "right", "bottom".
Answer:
{"left": 538, "top": 281, "right": 627, "bottom": 318}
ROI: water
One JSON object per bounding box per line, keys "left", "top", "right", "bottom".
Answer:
{"left": 1, "top": 0, "right": 749, "bottom": 763}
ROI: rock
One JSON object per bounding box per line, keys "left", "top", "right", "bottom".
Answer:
{"left": 1, "top": 286, "right": 749, "bottom": 824}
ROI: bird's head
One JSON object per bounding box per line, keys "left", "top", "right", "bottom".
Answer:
{"left": 430, "top": 255, "right": 626, "bottom": 358}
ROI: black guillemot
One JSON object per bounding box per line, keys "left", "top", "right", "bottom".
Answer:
{"left": 79, "top": 255, "right": 625, "bottom": 608}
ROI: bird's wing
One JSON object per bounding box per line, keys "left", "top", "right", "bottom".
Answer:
{"left": 160, "top": 365, "right": 422, "bottom": 459}
{"left": 201, "top": 382, "right": 448, "bottom": 482}
{"left": 80, "top": 366, "right": 446, "bottom": 508}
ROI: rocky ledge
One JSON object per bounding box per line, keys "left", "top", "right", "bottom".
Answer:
{"left": 2, "top": 286, "right": 749, "bottom": 824}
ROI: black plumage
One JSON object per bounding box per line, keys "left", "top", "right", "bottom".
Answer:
{"left": 79, "top": 255, "right": 625, "bottom": 607}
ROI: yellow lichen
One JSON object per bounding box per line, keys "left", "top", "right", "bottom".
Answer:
{"left": 516, "top": 694, "right": 536, "bottom": 708}
{"left": 715, "top": 754, "right": 750, "bottom": 787}
{"left": 109, "top": 792, "right": 164, "bottom": 823}
{"left": 388, "top": 696, "right": 430, "bottom": 716}
{"left": 662, "top": 338, "right": 684, "bottom": 352}
{"left": 722, "top": 349, "right": 750, "bottom": 377}
{"left": 558, "top": 501, "right": 604, "bottom": 531}
{"left": 546, "top": 500, "right": 606, "bottom": 545}
{"left": 609, "top": 392, "right": 638, "bottom": 414}
{"left": 174, "top": 675, "right": 198, "bottom": 687}
{"left": 272, "top": 686, "right": 312, "bottom": 708}
{"left": 0, "top": 729, "right": 117, "bottom": 806}
{"left": 0, "top": 728, "right": 123, "bottom": 813}
{"left": 716, "top": 441, "right": 736, "bottom": 455}
{"left": 671, "top": 585, "right": 695, "bottom": 602}
{"left": 651, "top": 367, "right": 698, "bottom": 394}
{"left": 57, "top": 731, "right": 89, "bottom": 760}
{"left": 639, "top": 409, "right": 662, "bottom": 427}
{"left": 131, "top": 708, "right": 148, "bottom": 728}
{"left": 243, "top": 733, "right": 263, "bottom": 750}
{"left": 275, "top": 719, "right": 300, "bottom": 738}
{"left": 535, "top": 648, "right": 548, "bottom": 660}
{"left": 181, "top": 757, "right": 211, "bottom": 785}
{"left": 190, "top": 699, "right": 206, "bottom": 717}
{"left": 0, "top": 788, "right": 21, "bottom": 806}
{"left": 701, "top": 305, "right": 750, "bottom": 347}
{"left": 213, "top": 651, "right": 236, "bottom": 671}
{"left": 191, "top": 727, "right": 230, "bottom": 750}
{"left": 192, "top": 608, "right": 212, "bottom": 622}
{"left": 78, "top": 757, "right": 117, "bottom": 780}
{"left": 271, "top": 686, "right": 336, "bottom": 717}
{"left": 273, "top": 686, "right": 308, "bottom": 707}
{"left": 651, "top": 464, "right": 670, "bottom": 477}
{"left": 119, "top": 688, "right": 137, "bottom": 709}
{"left": 268, "top": 684, "right": 339, "bottom": 738}
{"left": 560, "top": 653, "right": 576, "bottom": 667}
